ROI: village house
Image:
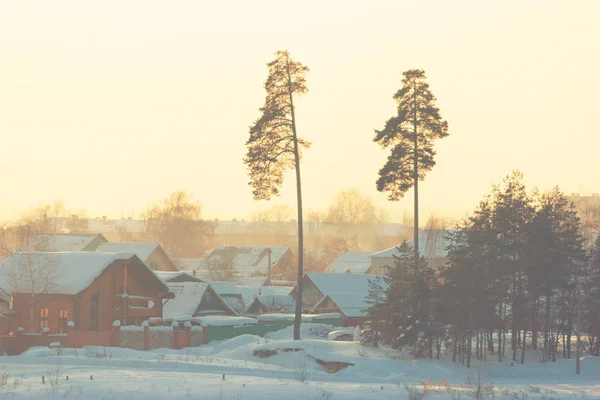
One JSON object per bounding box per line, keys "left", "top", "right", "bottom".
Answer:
{"left": 96, "top": 242, "right": 178, "bottom": 271}
{"left": 162, "top": 282, "right": 235, "bottom": 324}
{"left": 155, "top": 271, "right": 203, "bottom": 283}
{"left": 324, "top": 252, "right": 373, "bottom": 274}
{"left": 19, "top": 233, "right": 108, "bottom": 252}
{"left": 0, "top": 252, "right": 169, "bottom": 333}
{"left": 367, "top": 230, "right": 453, "bottom": 274}
{"left": 246, "top": 295, "right": 295, "bottom": 314}
{"left": 313, "top": 293, "right": 371, "bottom": 327}
{"left": 289, "top": 273, "right": 386, "bottom": 313}
{"left": 204, "top": 246, "right": 295, "bottom": 278}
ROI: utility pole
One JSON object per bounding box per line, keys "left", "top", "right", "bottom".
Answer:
{"left": 267, "top": 248, "right": 272, "bottom": 280}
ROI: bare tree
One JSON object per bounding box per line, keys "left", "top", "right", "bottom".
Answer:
{"left": 326, "top": 189, "right": 381, "bottom": 225}
{"left": 4, "top": 243, "right": 61, "bottom": 333}
{"left": 206, "top": 254, "right": 237, "bottom": 282}
{"left": 144, "top": 190, "right": 217, "bottom": 258}
{"left": 423, "top": 213, "right": 448, "bottom": 269}
{"left": 320, "top": 235, "right": 360, "bottom": 268}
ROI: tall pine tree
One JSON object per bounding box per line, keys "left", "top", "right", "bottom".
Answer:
{"left": 373, "top": 69, "right": 448, "bottom": 263}
{"left": 244, "top": 50, "right": 310, "bottom": 340}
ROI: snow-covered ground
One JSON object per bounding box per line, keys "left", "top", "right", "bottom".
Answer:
{"left": 1, "top": 324, "right": 599, "bottom": 399}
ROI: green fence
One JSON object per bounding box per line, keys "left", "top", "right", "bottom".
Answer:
{"left": 203, "top": 313, "right": 343, "bottom": 343}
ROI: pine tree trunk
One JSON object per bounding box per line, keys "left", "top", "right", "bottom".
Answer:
{"left": 484, "top": 332, "right": 487, "bottom": 362}
{"left": 428, "top": 335, "right": 433, "bottom": 360}
{"left": 412, "top": 78, "right": 419, "bottom": 265}
{"left": 452, "top": 334, "right": 457, "bottom": 363}
{"left": 567, "top": 317, "right": 573, "bottom": 359}
{"left": 498, "top": 329, "right": 503, "bottom": 363}
{"left": 476, "top": 331, "right": 480, "bottom": 360}
{"left": 532, "top": 298, "right": 538, "bottom": 350}
{"left": 512, "top": 327, "right": 518, "bottom": 362}
{"left": 467, "top": 335, "right": 472, "bottom": 369}
{"left": 287, "top": 60, "right": 304, "bottom": 341}
{"left": 520, "top": 329, "right": 526, "bottom": 364}
{"left": 489, "top": 330, "right": 495, "bottom": 355}
{"left": 502, "top": 327, "right": 507, "bottom": 358}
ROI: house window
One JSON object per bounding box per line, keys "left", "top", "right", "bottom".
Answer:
{"left": 39, "top": 308, "right": 49, "bottom": 332}
{"left": 90, "top": 292, "right": 101, "bottom": 331}
{"left": 205, "top": 292, "right": 211, "bottom": 302}
{"left": 58, "top": 309, "right": 68, "bottom": 334}
{"left": 149, "top": 260, "right": 159, "bottom": 270}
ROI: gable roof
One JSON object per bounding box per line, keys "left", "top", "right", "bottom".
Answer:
{"left": 96, "top": 242, "right": 164, "bottom": 262}
{"left": 371, "top": 230, "right": 455, "bottom": 259}
{"left": 314, "top": 293, "right": 370, "bottom": 318}
{"left": 301, "top": 273, "right": 386, "bottom": 299}
{"left": 248, "top": 295, "right": 295, "bottom": 313}
{"left": 208, "top": 281, "right": 239, "bottom": 296}
{"left": 236, "top": 285, "right": 294, "bottom": 307}
{"left": 235, "top": 276, "right": 272, "bottom": 287}
{"left": 0, "top": 252, "right": 167, "bottom": 295}
{"left": 206, "top": 246, "right": 291, "bottom": 276}
{"left": 18, "top": 234, "right": 107, "bottom": 252}
{"left": 163, "top": 282, "right": 234, "bottom": 321}
{"left": 324, "top": 252, "right": 373, "bottom": 274}
{"left": 163, "top": 282, "right": 210, "bottom": 321}
{"left": 155, "top": 271, "right": 203, "bottom": 283}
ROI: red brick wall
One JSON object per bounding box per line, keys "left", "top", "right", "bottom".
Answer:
{"left": 78, "top": 263, "right": 163, "bottom": 330}
{"left": 11, "top": 262, "right": 163, "bottom": 333}
{"left": 11, "top": 294, "right": 74, "bottom": 334}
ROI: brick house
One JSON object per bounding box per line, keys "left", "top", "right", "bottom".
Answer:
{"left": 0, "top": 252, "right": 169, "bottom": 333}
{"left": 96, "top": 242, "right": 178, "bottom": 272}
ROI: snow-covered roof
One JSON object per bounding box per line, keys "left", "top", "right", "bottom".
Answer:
{"left": 206, "top": 246, "right": 290, "bottom": 277}
{"left": 249, "top": 295, "right": 295, "bottom": 312}
{"left": 370, "top": 230, "right": 454, "bottom": 259}
{"left": 155, "top": 271, "right": 202, "bottom": 283}
{"left": 324, "top": 252, "right": 373, "bottom": 274}
{"left": 314, "top": 293, "right": 371, "bottom": 318}
{"left": 162, "top": 282, "right": 211, "bottom": 321}
{"left": 304, "top": 273, "right": 386, "bottom": 298}
{"left": 176, "top": 257, "right": 207, "bottom": 270}
{"left": 236, "top": 285, "right": 294, "bottom": 306}
{"left": 235, "top": 276, "right": 271, "bottom": 287}
{"left": 18, "top": 234, "right": 106, "bottom": 252}
{"left": 96, "top": 242, "right": 161, "bottom": 262}
{"left": 0, "top": 252, "right": 161, "bottom": 295}
{"left": 208, "top": 281, "right": 240, "bottom": 296}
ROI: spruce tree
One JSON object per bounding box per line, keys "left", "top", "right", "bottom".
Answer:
{"left": 244, "top": 50, "right": 310, "bottom": 340}
{"left": 373, "top": 69, "right": 448, "bottom": 263}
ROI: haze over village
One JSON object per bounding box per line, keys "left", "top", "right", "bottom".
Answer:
{"left": 1, "top": 1, "right": 600, "bottom": 399}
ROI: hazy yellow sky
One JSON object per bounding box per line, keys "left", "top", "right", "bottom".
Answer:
{"left": 1, "top": 1, "right": 599, "bottom": 223}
